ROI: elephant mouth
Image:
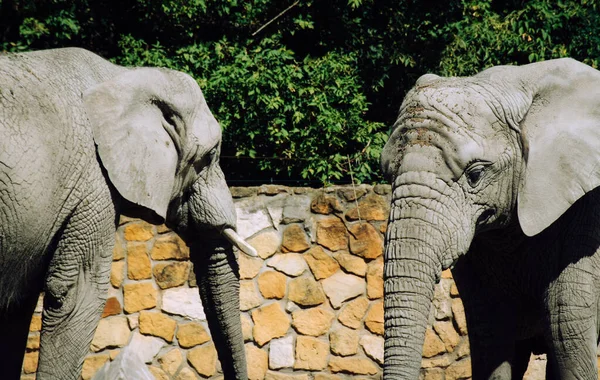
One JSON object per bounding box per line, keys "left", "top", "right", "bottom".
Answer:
{"left": 477, "top": 208, "right": 496, "bottom": 225}
{"left": 222, "top": 228, "right": 258, "bottom": 257}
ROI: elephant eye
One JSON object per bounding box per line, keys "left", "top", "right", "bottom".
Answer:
{"left": 465, "top": 162, "right": 488, "bottom": 187}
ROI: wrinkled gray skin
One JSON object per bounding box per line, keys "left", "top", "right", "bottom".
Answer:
{"left": 381, "top": 58, "right": 600, "bottom": 379}
{"left": 0, "top": 48, "right": 249, "bottom": 380}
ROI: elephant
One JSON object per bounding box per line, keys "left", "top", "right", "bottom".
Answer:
{"left": 0, "top": 47, "right": 256, "bottom": 380}
{"left": 380, "top": 58, "right": 600, "bottom": 379}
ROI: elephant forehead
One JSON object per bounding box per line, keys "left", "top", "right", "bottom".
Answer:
{"left": 402, "top": 84, "right": 500, "bottom": 133}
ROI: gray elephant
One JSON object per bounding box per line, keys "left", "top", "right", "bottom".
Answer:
{"left": 381, "top": 58, "right": 600, "bottom": 379}
{"left": 0, "top": 48, "right": 255, "bottom": 379}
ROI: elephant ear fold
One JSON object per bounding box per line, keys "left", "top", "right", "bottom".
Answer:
{"left": 83, "top": 68, "right": 178, "bottom": 221}
{"left": 516, "top": 59, "right": 600, "bottom": 236}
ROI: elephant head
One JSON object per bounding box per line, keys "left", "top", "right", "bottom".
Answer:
{"left": 83, "top": 67, "right": 254, "bottom": 379}
{"left": 380, "top": 58, "right": 600, "bottom": 378}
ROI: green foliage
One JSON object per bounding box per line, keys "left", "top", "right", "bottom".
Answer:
{"left": 3, "top": 0, "right": 600, "bottom": 185}
{"left": 116, "top": 35, "right": 386, "bottom": 184}
{"left": 439, "top": 0, "right": 600, "bottom": 76}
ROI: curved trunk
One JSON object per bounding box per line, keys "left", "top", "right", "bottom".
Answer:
{"left": 191, "top": 239, "right": 247, "bottom": 380}
{"left": 384, "top": 218, "right": 442, "bottom": 379}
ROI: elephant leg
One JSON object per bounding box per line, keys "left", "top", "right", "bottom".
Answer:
{"left": 0, "top": 293, "right": 39, "bottom": 378}
{"left": 36, "top": 189, "right": 116, "bottom": 380}
{"left": 543, "top": 261, "right": 597, "bottom": 380}
{"left": 452, "top": 257, "right": 519, "bottom": 380}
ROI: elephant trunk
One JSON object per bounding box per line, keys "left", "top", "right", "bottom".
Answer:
{"left": 191, "top": 239, "right": 247, "bottom": 380}
{"left": 384, "top": 217, "right": 444, "bottom": 379}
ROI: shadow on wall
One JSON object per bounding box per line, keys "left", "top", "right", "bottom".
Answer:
{"left": 20, "top": 184, "right": 551, "bottom": 380}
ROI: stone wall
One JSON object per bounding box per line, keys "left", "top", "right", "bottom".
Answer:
{"left": 20, "top": 184, "right": 546, "bottom": 380}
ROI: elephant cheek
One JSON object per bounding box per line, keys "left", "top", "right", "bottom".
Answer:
{"left": 188, "top": 166, "right": 237, "bottom": 233}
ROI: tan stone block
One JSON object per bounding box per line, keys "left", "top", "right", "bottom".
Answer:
{"left": 123, "top": 282, "right": 157, "bottom": 313}
{"left": 189, "top": 264, "right": 197, "bottom": 287}
{"left": 158, "top": 348, "right": 184, "bottom": 375}
{"left": 177, "top": 322, "right": 211, "bottom": 348}
{"left": 329, "top": 356, "right": 379, "bottom": 375}
{"left": 239, "top": 253, "right": 264, "bottom": 280}
{"left": 153, "top": 262, "right": 190, "bottom": 289}
{"left": 450, "top": 282, "right": 460, "bottom": 297}
{"left": 456, "top": 339, "right": 470, "bottom": 359}
{"left": 345, "top": 193, "right": 388, "bottom": 221}
{"left": 258, "top": 184, "right": 289, "bottom": 195}
{"left": 151, "top": 234, "right": 190, "bottom": 260}
{"left": 292, "top": 307, "right": 335, "bottom": 336}
{"left": 149, "top": 366, "right": 170, "bottom": 380}
{"left": 113, "top": 234, "right": 125, "bottom": 260}
{"left": 360, "top": 334, "right": 384, "bottom": 365}
{"left": 288, "top": 277, "right": 326, "bottom": 306}
{"left": 526, "top": 355, "right": 548, "bottom": 379}
{"left": 124, "top": 222, "right": 154, "bottom": 241}
{"left": 26, "top": 334, "right": 40, "bottom": 351}
{"left": 332, "top": 251, "right": 367, "bottom": 277}
{"left": 247, "top": 229, "right": 281, "bottom": 259}
{"left": 176, "top": 367, "right": 198, "bottom": 380}
{"left": 240, "top": 281, "right": 263, "bottom": 311}
{"left": 22, "top": 351, "right": 39, "bottom": 374}
{"left": 441, "top": 269, "right": 453, "bottom": 279}
{"left": 281, "top": 224, "right": 310, "bottom": 253}
{"left": 156, "top": 224, "right": 171, "bottom": 234}
{"left": 19, "top": 375, "right": 35, "bottom": 380}
{"left": 188, "top": 343, "right": 217, "bottom": 377}
{"left": 422, "top": 368, "right": 445, "bottom": 380}
{"left": 127, "top": 243, "right": 152, "bottom": 280}
{"left": 91, "top": 316, "right": 130, "bottom": 351}
{"left": 348, "top": 223, "right": 383, "bottom": 259}
{"left": 139, "top": 311, "right": 177, "bottom": 342}
{"left": 267, "top": 253, "right": 307, "bottom": 277}
{"left": 242, "top": 313, "right": 254, "bottom": 342}
{"left": 338, "top": 296, "right": 369, "bottom": 329}
{"left": 110, "top": 261, "right": 125, "bottom": 288}
{"left": 365, "top": 300, "right": 384, "bottom": 336}
{"left": 367, "top": 257, "right": 383, "bottom": 299}
{"left": 304, "top": 246, "right": 340, "bottom": 280}
{"left": 445, "top": 358, "right": 472, "bottom": 380}
{"left": 316, "top": 217, "right": 348, "bottom": 251}
{"left": 329, "top": 327, "right": 359, "bottom": 356}
{"left": 311, "top": 193, "right": 343, "bottom": 214}
{"left": 422, "top": 327, "right": 446, "bottom": 358}
{"left": 338, "top": 187, "right": 367, "bottom": 202}
{"left": 434, "top": 321, "right": 461, "bottom": 352}
{"left": 258, "top": 271, "right": 287, "bottom": 299}
{"left": 109, "top": 349, "right": 121, "bottom": 360}
{"left": 452, "top": 298, "right": 468, "bottom": 335}
{"left": 379, "top": 222, "right": 387, "bottom": 234}
{"left": 246, "top": 343, "right": 268, "bottom": 380}
{"left": 321, "top": 271, "right": 365, "bottom": 309}
{"left": 127, "top": 314, "right": 139, "bottom": 329}
{"left": 29, "top": 315, "right": 42, "bottom": 332}
{"left": 421, "top": 354, "right": 453, "bottom": 368}
{"left": 294, "top": 336, "right": 329, "bottom": 370}
{"left": 102, "top": 296, "right": 122, "bottom": 318}
{"left": 252, "top": 303, "right": 290, "bottom": 346}
{"left": 314, "top": 375, "right": 343, "bottom": 380}
{"left": 119, "top": 215, "right": 137, "bottom": 225}
{"left": 81, "top": 354, "right": 109, "bottom": 379}
{"left": 266, "top": 372, "right": 310, "bottom": 380}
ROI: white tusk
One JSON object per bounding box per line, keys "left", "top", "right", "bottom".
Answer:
{"left": 222, "top": 228, "right": 258, "bottom": 257}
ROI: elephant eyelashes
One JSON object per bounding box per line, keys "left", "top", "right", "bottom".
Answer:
{"left": 465, "top": 162, "right": 488, "bottom": 187}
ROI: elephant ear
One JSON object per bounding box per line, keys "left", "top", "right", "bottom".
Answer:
{"left": 83, "top": 68, "right": 178, "bottom": 221}
{"left": 512, "top": 59, "right": 600, "bottom": 236}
